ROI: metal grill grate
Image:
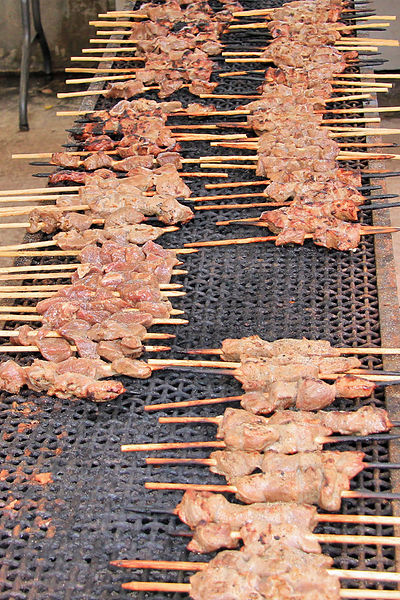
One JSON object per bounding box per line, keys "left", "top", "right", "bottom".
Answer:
{"left": 0, "top": 0, "right": 398, "bottom": 598}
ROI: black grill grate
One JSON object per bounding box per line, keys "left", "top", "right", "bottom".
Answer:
{"left": 0, "top": 0, "right": 398, "bottom": 598}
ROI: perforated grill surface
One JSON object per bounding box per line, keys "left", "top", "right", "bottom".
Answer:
{"left": 0, "top": 1, "right": 397, "bottom": 598}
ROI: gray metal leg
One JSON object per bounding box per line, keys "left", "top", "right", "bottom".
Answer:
{"left": 19, "top": 0, "right": 31, "bottom": 131}
{"left": 32, "top": 0, "right": 52, "bottom": 76}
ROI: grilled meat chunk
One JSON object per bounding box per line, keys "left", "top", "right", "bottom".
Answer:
{"left": 215, "top": 408, "right": 332, "bottom": 453}
{"left": 268, "top": 406, "right": 392, "bottom": 436}
{"left": 230, "top": 451, "right": 365, "bottom": 510}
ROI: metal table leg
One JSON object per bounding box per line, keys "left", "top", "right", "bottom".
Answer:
{"left": 32, "top": 0, "right": 52, "bottom": 76}
{"left": 19, "top": 0, "right": 31, "bottom": 131}
{"left": 19, "top": 0, "right": 53, "bottom": 131}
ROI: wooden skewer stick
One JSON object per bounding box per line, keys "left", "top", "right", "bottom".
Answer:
{"left": 0, "top": 186, "right": 80, "bottom": 197}
{"left": 194, "top": 202, "right": 288, "bottom": 211}
{"left": 0, "top": 227, "right": 178, "bottom": 252}
{"left": 145, "top": 358, "right": 399, "bottom": 377}
{"left": 228, "top": 21, "right": 392, "bottom": 30}
{"left": 196, "top": 152, "right": 400, "bottom": 162}
{"left": 0, "top": 314, "right": 188, "bottom": 325}
{"left": 89, "top": 30, "right": 132, "bottom": 36}
{"left": 0, "top": 248, "right": 196, "bottom": 256}
{"left": 120, "top": 581, "right": 400, "bottom": 599}
{"left": 222, "top": 47, "right": 380, "bottom": 55}
{"left": 69, "top": 55, "right": 144, "bottom": 63}
{"left": 0, "top": 270, "right": 186, "bottom": 281}
{"left": 11, "top": 136, "right": 246, "bottom": 159}
{"left": 111, "top": 559, "right": 400, "bottom": 584}
{"left": 96, "top": 7, "right": 396, "bottom": 18}
{"left": 81, "top": 47, "right": 137, "bottom": 53}
{"left": 0, "top": 330, "right": 175, "bottom": 341}
{"left": 0, "top": 344, "right": 171, "bottom": 354}
{"left": 0, "top": 330, "right": 175, "bottom": 340}
{"left": 0, "top": 281, "right": 182, "bottom": 291}
{"left": 124, "top": 429, "right": 397, "bottom": 451}
{"left": 66, "top": 73, "right": 138, "bottom": 85}
{"left": 89, "top": 38, "right": 136, "bottom": 43}
{"left": 144, "top": 482, "right": 400, "bottom": 505}
{"left": 182, "top": 229, "right": 400, "bottom": 248}
{"left": 0, "top": 262, "right": 186, "bottom": 276}
{"left": 65, "top": 67, "right": 138, "bottom": 73}
{"left": 0, "top": 290, "right": 185, "bottom": 300}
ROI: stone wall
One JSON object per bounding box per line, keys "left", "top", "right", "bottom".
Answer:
{"left": 0, "top": 0, "right": 114, "bottom": 73}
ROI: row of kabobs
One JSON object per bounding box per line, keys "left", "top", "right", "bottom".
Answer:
{"left": 0, "top": 9, "right": 223, "bottom": 400}
{"left": 190, "top": 0, "right": 400, "bottom": 249}
{"left": 36, "top": 0, "right": 400, "bottom": 252}
{"left": 113, "top": 335, "right": 400, "bottom": 599}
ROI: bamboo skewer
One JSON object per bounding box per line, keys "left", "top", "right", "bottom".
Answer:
{"left": 182, "top": 228, "right": 399, "bottom": 249}
{"left": 0, "top": 331, "right": 175, "bottom": 341}
{"left": 144, "top": 482, "right": 400, "bottom": 505}
{"left": 0, "top": 247, "right": 196, "bottom": 256}
{"left": 0, "top": 344, "right": 170, "bottom": 354}
{"left": 195, "top": 152, "right": 400, "bottom": 162}
{"left": 228, "top": 21, "right": 392, "bottom": 30}
{"left": 0, "top": 281, "right": 182, "bottom": 291}
{"left": 0, "top": 269, "right": 187, "bottom": 281}
{"left": 0, "top": 290, "right": 185, "bottom": 300}
{"left": 97, "top": 8, "right": 396, "bottom": 18}
{"left": 111, "top": 559, "right": 400, "bottom": 584}
{"left": 145, "top": 358, "right": 400, "bottom": 380}
{"left": 0, "top": 315, "right": 188, "bottom": 325}
{"left": 123, "top": 431, "right": 400, "bottom": 451}
{"left": 0, "top": 263, "right": 186, "bottom": 276}
{"left": 11, "top": 137, "right": 247, "bottom": 160}
{"left": 119, "top": 581, "right": 400, "bottom": 599}
{"left": 222, "top": 48, "right": 380, "bottom": 56}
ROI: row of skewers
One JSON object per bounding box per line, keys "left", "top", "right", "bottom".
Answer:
{"left": 112, "top": 334, "right": 400, "bottom": 598}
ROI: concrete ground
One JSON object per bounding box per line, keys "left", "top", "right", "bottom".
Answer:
{"left": 0, "top": 74, "right": 81, "bottom": 268}
{"left": 384, "top": 118, "right": 400, "bottom": 297}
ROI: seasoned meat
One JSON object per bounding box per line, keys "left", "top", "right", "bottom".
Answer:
{"left": 190, "top": 549, "right": 340, "bottom": 600}
{"left": 111, "top": 357, "right": 152, "bottom": 378}
{"left": 234, "top": 356, "right": 320, "bottom": 391}
{"left": 175, "top": 490, "right": 318, "bottom": 531}
{"left": 216, "top": 408, "right": 332, "bottom": 453}
{"left": 296, "top": 378, "right": 336, "bottom": 410}
{"left": 188, "top": 522, "right": 239, "bottom": 553}
{"left": 47, "top": 372, "right": 124, "bottom": 402}
{"left": 268, "top": 406, "right": 393, "bottom": 436}
{"left": 82, "top": 152, "right": 114, "bottom": 171}
{"left": 230, "top": 450, "right": 365, "bottom": 511}
{"left": 51, "top": 152, "right": 81, "bottom": 168}
{"left": 0, "top": 360, "right": 28, "bottom": 393}
{"left": 335, "top": 375, "right": 376, "bottom": 398}
{"left": 36, "top": 338, "right": 73, "bottom": 363}
{"left": 221, "top": 336, "right": 273, "bottom": 361}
